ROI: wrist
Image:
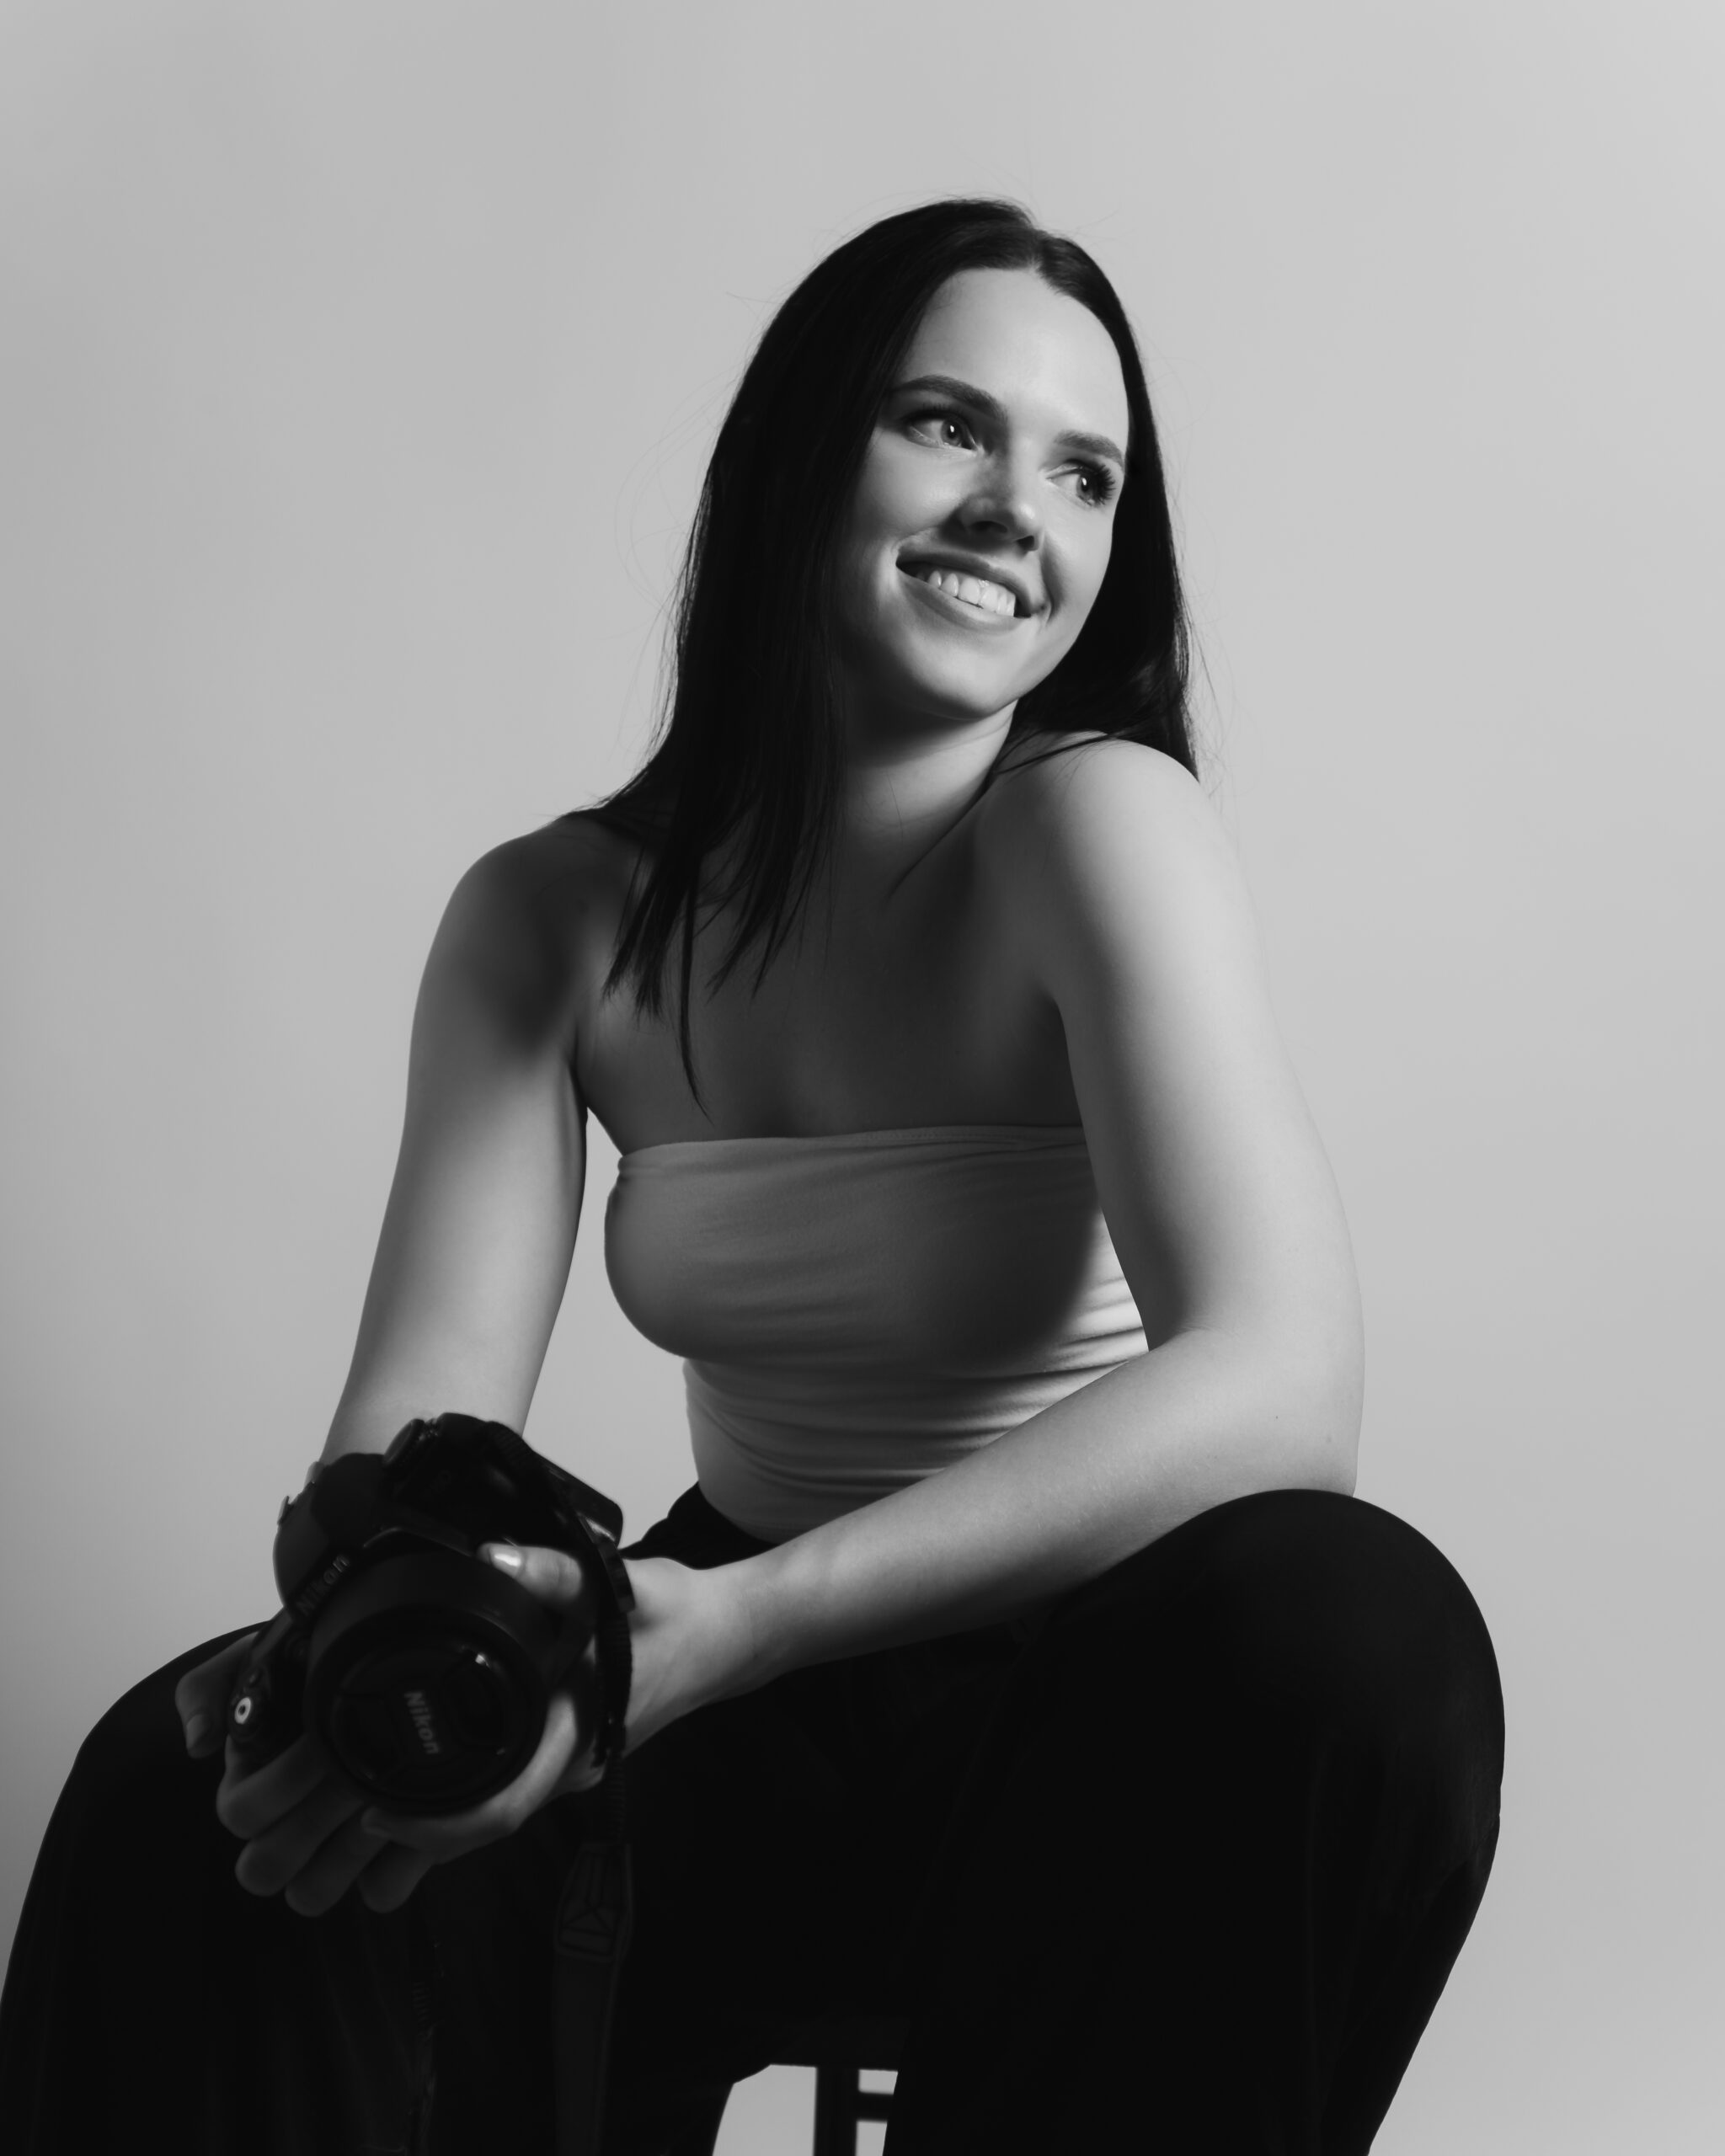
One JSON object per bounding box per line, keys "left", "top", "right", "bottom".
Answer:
{"left": 719, "top": 1540, "right": 809, "bottom": 1696}
{"left": 613, "top": 1552, "right": 778, "bottom": 1758}
{"left": 672, "top": 1548, "right": 795, "bottom": 1713}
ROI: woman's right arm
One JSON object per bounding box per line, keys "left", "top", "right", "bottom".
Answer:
{"left": 318, "top": 828, "right": 593, "bottom": 1463}
{"left": 173, "top": 825, "right": 600, "bottom": 1910}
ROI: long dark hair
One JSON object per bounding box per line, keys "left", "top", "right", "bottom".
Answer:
{"left": 582, "top": 197, "right": 1195, "bottom": 1107}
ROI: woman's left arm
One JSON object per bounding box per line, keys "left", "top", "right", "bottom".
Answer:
{"left": 716, "top": 738, "right": 1364, "bottom": 1693}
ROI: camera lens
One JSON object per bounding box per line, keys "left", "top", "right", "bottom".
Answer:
{"left": 442, "top": 1651, "right": 512, "bottom": 1745}
{"left": 304, "top": 1550, "right": 577, "bottom": 1812}
{"left": 323, "top": 1643, "right": 516, "bottom": 1801}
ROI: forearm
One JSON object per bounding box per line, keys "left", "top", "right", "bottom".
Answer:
{"left": 724, "top": 1331, "right": 1359, "bottom": 1694}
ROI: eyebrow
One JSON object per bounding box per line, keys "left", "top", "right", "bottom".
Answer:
{"left": 888, "top": 373, "right": 1127, "bottom": 469}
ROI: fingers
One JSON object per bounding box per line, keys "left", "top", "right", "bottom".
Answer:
{"left": 355, "top": 1839, "right": 439, "bottom": 1916}
{"left": 236, "top": 1774, "right": 433, "bottom": 1919}
{"left": 280, "top": 1810, "right": 398, "bottom": 1918}
{"left": 174, "top": 1632, "right": 259, "bottom": 1758}
{"left": 280, "top": 1710, "right": 576, "bottom": 1919}
{"left": 216, "top": 1726, "right": 440, "bottom": 1917}
{"left": 480, "top": 1540, "right": 590, "bottom": 1607}
{"left": 232, "top": 1766, "right": 370, "bottom": 1899}
{"left": 363, "top": 1690, "right": 581, "bottom": 1859}
{"left": 216, "top": 1729, "right": 341, "bottom": 1842}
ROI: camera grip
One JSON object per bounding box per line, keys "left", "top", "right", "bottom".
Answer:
{"left": 227, "top": 1606, "right": 309, "bottom": 1769}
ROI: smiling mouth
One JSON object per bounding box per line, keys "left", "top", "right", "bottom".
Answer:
{"left": 901, "top": 563, "right": 1022, "bottom": 620}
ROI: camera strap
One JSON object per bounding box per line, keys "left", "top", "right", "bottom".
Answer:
{"left": 553, "top": 1765, "right": 633, "bottom": 2156}
{"left": 550, "top": 1508, "right": 638, "bottom": 2156}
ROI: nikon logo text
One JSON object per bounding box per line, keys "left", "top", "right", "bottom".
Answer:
{"left": 404, "top": 1689, "right": 442, "bottom": 1756}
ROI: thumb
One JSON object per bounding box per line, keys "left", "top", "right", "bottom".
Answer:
{"left": 174, "top": 1630, "right": 258, "bottom": 1758}
{"left": 480, "top": 1540, "right": 590, "bottom": 1609}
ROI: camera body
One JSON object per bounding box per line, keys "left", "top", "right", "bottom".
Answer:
{"left": 226, "top": 1414, "right": 633, "bottom": 1815}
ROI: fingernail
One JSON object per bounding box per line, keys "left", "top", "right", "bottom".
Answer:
{"left": 184, "top": 1712, "right": 211, "bottom": 1753}
{"left": 485, "top": 1543, "right": 524, "bottom": 1577}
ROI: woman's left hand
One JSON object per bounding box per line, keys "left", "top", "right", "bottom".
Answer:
{"left": 344, "top": 1545, "right": 754, "bottom": 1914}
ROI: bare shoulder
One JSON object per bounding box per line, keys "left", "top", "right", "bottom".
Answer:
{"left": 979, "top": 736, "right": 1242, "bottom": 969}
{"left": 425, "top": 813, "right": 644, "bottom": 1040}
{"left": 457, "top": 812, "right": 640, "bottom": 914}
{"left": 986, "top": 728, "right": 1214, "bottom": 834}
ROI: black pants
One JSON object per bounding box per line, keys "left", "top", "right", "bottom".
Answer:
{"left": 0, "top": 1486, "right": 1503, "bottom": 2153}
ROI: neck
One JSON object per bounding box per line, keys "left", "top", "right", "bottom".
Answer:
{"left": 823, "top": 704, "right": 1016, "bottom": 905}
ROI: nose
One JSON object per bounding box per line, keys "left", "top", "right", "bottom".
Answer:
{"left": 955, "top": 451, "right": 1042, "bottom": 548}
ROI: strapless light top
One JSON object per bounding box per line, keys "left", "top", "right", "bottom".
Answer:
{"left": 603, "top": 1123, "right": 1148, "bottom": 1542}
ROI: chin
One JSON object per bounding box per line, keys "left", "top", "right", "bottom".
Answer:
{"left": 840, "top": 594, "right": 1061, "bottom": 727}
{"left": 882, "top": 637, "right": 1049, "bottom": 722}
{"left": 882, "top": 666, "right": 1028, "bottom": 728}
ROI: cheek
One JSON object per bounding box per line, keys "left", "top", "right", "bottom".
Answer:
{"left": 1058, "top": 523, "right": 1115, "bottom": 628}
{"left": 857, "top": 437, "right": 958, "bottom": 538}
{"left": 836, "top": 487, "right": 911, "bottom": 604}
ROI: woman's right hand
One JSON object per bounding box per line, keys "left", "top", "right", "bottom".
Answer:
{"left": 174, "top": 1630, "right": 256, "bottom": 1764}
{"left": 172, "top": 1634, "right": 437, "bottom": 1917}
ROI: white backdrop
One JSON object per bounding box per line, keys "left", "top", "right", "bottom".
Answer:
{"left": 3, "top": 4, "right": 1721, "bottom": 2150}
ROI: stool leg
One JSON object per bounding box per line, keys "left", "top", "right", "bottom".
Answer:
{"left": 665, "top": 2084, "right": 732, "bottom": 2156}
{"left": 812, "top": 2063, "right": 859, "bottom": 2156}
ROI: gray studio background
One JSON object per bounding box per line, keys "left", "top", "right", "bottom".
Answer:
{"left": 3, "top": 5, "right": 1720, "bottom": 2150}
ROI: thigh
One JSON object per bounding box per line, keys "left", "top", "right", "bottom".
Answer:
{"left": 571, "top": 1613, "right": 1028, "bottom": 2155}
{"left": 888, "top": 1490, "right": 1506, "bottom": 2155}
{"left": 1044, "top": 1486, "right": 1505, "bottom": 1856}
{"left": 1, "top": 1628, "right": 428, "bottom": 2156}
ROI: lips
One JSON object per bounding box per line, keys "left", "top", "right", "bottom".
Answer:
{"left": 897, "top": 552, "right": 1033, "bottom": 619}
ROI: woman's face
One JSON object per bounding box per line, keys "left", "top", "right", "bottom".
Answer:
{"left": 835, "top": 266, "right": 1130, "bottom": 733}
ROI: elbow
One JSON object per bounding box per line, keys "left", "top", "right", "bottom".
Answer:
{"left": 1247, "top": 1332, "right": 1363, "bottom": 1501}
{"left": 1290, "top": 1356, "right": 1363, "bottom": 1499}
{"left": 1306, "top": 1431, "right": 1359, "bottom": 1499}
{"left": 1167, "top": 1313, "right": 1364, "bottom": 1502}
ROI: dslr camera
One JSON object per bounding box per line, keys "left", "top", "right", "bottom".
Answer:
{"left": 226, "top": 1414, "right": 634, "bottom": 1815}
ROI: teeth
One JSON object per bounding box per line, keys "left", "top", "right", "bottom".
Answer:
{"left": 914, "top": 567, "right": 1017, "bottom": 617}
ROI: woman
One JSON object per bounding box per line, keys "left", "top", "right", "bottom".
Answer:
{"left": 0, "top": 200, "right": 1503, "bottom": 2153}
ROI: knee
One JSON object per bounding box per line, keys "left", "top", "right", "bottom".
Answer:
{"left": 1065, "top": 1492, "right": 1504, "bottom": 1833}
{"left": 58, "top": 1629, "right": 253, "bottom": 1849}
{"left": 1210, "top": 1494, "right": 1497, "bottom": 1735}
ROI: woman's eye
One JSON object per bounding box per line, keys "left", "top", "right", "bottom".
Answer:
{"left": 908, "top": 408, "right": 977, "bottom": 451}
{"left": 1069, "top": 462, "right": 1119, "bottom": 508}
